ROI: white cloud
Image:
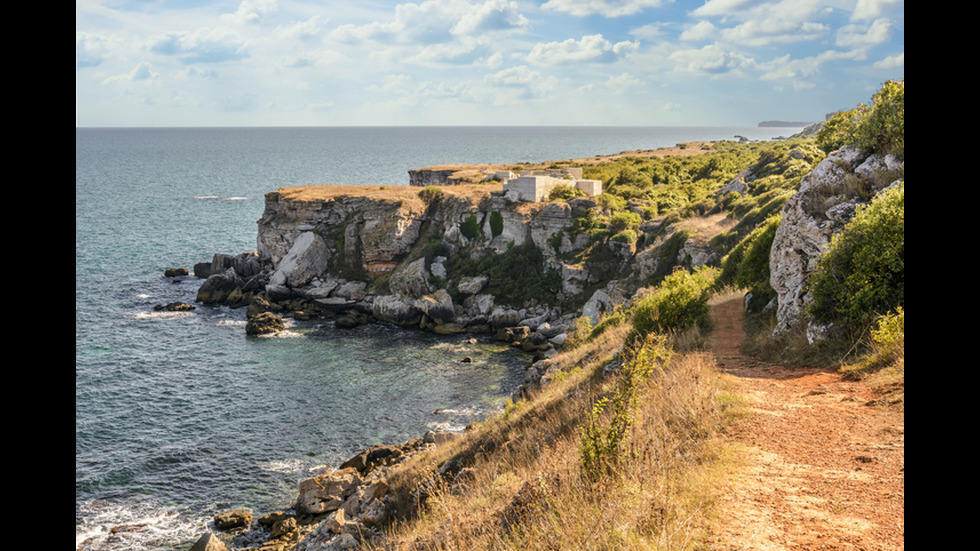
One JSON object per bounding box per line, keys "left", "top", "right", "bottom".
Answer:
{"left": 541, "top": 0, "right": 665, "bottom": 18}
{"left": 851, "top": 0, "right": 903, "bottom": 21}
{"left": 873, "top": 52, "right": 904, "bottom": 69}
{"left": 668, "top": 43, "right": 754, "bottom": 76}
{"left": 452, "top": 0, "right": 528, "bottom": 35}
{"left": 148, "top": 28, "right": 248, "bottom": 64}
{"left": 680, "top": 20, "right": 717, "bottom": 42}
{"left": 77, "top": 32, "right": 109, "bottom": 68}
{"left": 692, "top": 0, "right": 834, "bottom": 47}
{"left": 102, "top": 61, "right": 159, "bottom": 84}
{"left": 220, "top": 0, "right": 278, "bottom": 26}
{"left": 527, "top": 34, "right": 639, "bottom": 66}
{"left": 758, "top": 49, "right": 862, "bottom": 83}
{"left": 691, "top": 0, "right": 764, "bottom": 18}
{"left": 330, "top": 0, "right": 526, "bottom": 45}
{"left": 835, "top": 18, "right": 891, "bottom": 49}
{"left": 483, "top": 65, "right": 559, "bottom": 100}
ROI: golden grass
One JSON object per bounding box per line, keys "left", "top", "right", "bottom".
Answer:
{"left": 274, "top": 183, "right": 501, "bottom": 205}
{"left": 371, "top": 318, "right": 730, "bottom": 550}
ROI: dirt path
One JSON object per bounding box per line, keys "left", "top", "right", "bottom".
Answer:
{"left": 704, "top": 292, "right": 904, "bottom": 550}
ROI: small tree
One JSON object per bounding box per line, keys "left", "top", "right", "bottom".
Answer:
{"left": 460, "top": 214, "right": 481, "bottom": 240}
{"left": 489, "top": 210, "right": 504, "bottom": 237}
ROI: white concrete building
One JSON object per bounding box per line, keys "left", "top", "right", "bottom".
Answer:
{"left": 500, "top": 169, "right": 603, "bottom": 202}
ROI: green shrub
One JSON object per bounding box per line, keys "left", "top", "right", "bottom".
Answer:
{"left": 807, "top": 183, "right": 904, "bottom": 330}
{"left": 489, "top": 210, "right": 504, "bottom": 237}
{"left": 580, "top": 333, "right": 672, "bottom": 480}
{"left": 871, "top": 307, "right": 904, "bottom": 357}
{"left": 610, "top": 229, "right": 637, "bottom": 244}
{"left": 448, "top": 242, "right": 561, "bottom": 307}
{"left": 549, "top": 183, "right": 585, "bottom": 202}
{"left": 607, "top": 211, "right": 642, "bottom": 234}
{"left": 817, "top": 80, "right": 904, "bottom": 159}
{"left": 419, "top": 185, "right": 443, "bottom": 204}
{"left": 460, "top": 214, "right": 481, "bottom": 240}
{"left": 720, "top": 214, "right": 781, "bottom": 290}
{"left": 631, "top": 266, "right": 717, "bottom": 343}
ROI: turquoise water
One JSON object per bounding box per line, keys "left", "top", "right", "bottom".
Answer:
{"left": 75, "top": 125, "right": 801, "bottom": 550}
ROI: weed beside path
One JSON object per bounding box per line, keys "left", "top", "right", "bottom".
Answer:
{"left": 704, "top": 292, "right": 904, "bottom": 550}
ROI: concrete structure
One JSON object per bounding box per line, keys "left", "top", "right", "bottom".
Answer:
{"left": 499, "top": 169, "right": 603, "bottom": 202}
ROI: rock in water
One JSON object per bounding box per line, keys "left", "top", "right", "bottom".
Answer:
{"left": 189, "top": 532, "right": 228, "bottom": 551}
{"left": 245, "top": 312, "right": 285, "bottom": 335}
{"left": 213, "top": 509, "right": 252, "bottom": 530}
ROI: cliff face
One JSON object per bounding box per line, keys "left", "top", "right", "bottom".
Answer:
{"left": 246, "top": 185, "right": 607, "bottom": 339}
{"left": 769, "top": 147, "right": 904, "bottom": 340}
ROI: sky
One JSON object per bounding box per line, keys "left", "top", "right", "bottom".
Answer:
{"left": 75, "top": 0, "right": 904, "bottom": 127}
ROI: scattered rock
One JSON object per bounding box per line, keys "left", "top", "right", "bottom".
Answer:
{"left": 295, "top": 468, "right": 362, "bottom": 515}
{"left": 245, "top": 312, "right": 285, "bottom": 335}
{"left": 164, "top": 268, "right": 188, "bottom": 277}
{"left": 213, "top": 509, "right": 252, "bottom": 531}
{"left": 189, "top": 532, "right": 228, "bottom": 551}
{"left": 153, "top": 302, "right": 195, "bottom": 312}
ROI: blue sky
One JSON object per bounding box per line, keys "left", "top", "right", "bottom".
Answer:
{"left": 75, "top": 0, "right": 904, "bottom": 127}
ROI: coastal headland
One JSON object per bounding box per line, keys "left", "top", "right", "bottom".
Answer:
{"left": 180, "top": 130, "right": 903, "bottom": 551}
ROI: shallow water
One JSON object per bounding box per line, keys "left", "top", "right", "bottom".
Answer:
{"left": 75, "top": 125, "right": 803, "bottom": 550}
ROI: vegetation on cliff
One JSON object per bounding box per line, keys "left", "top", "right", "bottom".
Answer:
{"left": 204, "top": 82, "right": 903, "bottom": 551}
{"left": 360, "top": 81, "right": 904, "bottom": 550}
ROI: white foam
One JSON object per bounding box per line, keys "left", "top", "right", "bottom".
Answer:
{"left": 255, "top": 458, "right": 309, "bottom": 475}
{"left": 76, "top": 499, "right": 199, "bottom": 551}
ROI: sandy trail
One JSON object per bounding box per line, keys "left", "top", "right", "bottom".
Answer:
{"left": 704, "top": 292, "right": 904, "bottom": 550}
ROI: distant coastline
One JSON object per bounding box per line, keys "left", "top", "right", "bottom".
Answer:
{"left": 758, "top": 120, "right": 813, "bottom": 127}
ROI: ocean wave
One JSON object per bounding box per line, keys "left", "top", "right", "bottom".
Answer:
{"left": 132, "top": 310, "right": 196, "bottom": 320}
{"left": 76, "top": 498, "right": 200, "bottom": 551}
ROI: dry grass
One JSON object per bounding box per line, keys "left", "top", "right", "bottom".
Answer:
{"left": 372, "top": 319, "right": 729, "bottom": 550}
{"left": 275, "top": 183, "right": 500, "bottom": 205}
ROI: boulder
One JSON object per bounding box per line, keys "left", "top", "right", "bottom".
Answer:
{"left": 371, "top": 295, "right": 422, "bottom": 326}
{"left": 245, "top": 312, "right": 285, "bottom": 335}
{"left": 164, "top": 268, "right": 188, "bottom": 277}
{"left": 189, "top": 532, "right": 228, "bottom": 551}
{"left": 334, "top": 281, "right": 367, "bottom": 301}
{"left": 194, "top": 262, "right": 213, "bottom": 278}
{"left": 388, "top": 257, "right": 430, "bottom": 298}
{"left": 582, "top": 289, "right": 612, "bottom": 325}
{"left": 196, "top": 267, "right": 242, "bottom": 305}
{"left": 213, "top": 509, "right": 252, "bottom": 530}
{"left": 489, "top": 307, "right": 521, "bottom": 330}
{"left": 520, "top": 331, "right": 550, "bottom": 352}
{"left": 463, "top": 293, "right": 494, "bottom": 316}
{"left": 295, "top": 468, "right": 362, "bottom": 515}
{"left": 268, "top": 232, "right": 330, "bottom": 290}
{"left": 339, "top": 445, "right": 404, "bottom": 475}
{"left": 457, "top": 276, "right": 488, "bottom": 295}
{"left": 415, "top": 290, "right": 455, "bottom": 324}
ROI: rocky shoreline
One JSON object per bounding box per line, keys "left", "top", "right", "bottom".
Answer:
{"left": 189, "top": 431, "right": 457, "bottom": 551}
{"left": 176, "top": 140, "right": 903, "bottom": 550}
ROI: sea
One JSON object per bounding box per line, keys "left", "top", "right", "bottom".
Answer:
{"left": 75, "top": 125, "right": 803, "bottom": 551}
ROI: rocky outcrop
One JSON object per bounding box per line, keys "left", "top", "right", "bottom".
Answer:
{"left": 769, "top": 147, "right": 904, "bottom": 339}
{"left": 194, "top": 182, "right": 710, "bottom": 353}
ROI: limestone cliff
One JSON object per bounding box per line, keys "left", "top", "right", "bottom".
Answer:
{"left": 768, "top": 147, "right": 904, "bottom": 340}
{"left": 248, "top": 184, "right": 600, "bottom": 336}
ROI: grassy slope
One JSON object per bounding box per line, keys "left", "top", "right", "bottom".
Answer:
{"left": 375, "top": 318, "right": 731, "bottom": 550}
